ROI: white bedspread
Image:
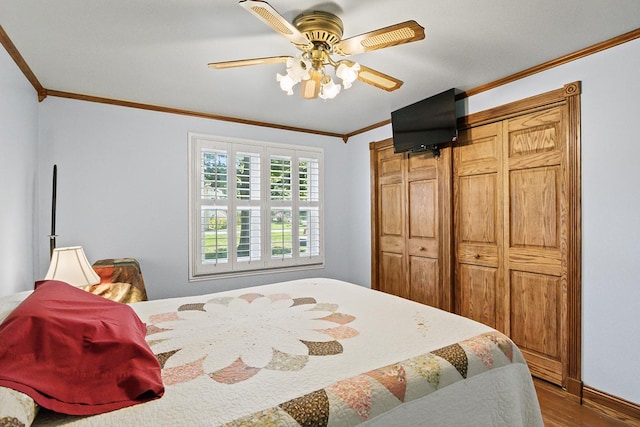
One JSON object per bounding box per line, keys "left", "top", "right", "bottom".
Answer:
{"left": 11, "top": 278, "right": 542, "bottom": 426}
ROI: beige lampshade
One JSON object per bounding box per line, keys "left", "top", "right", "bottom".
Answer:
{"left": 45, "top": 246, "right": 101, "bottom": 287}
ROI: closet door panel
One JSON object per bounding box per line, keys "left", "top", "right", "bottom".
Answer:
{"left": 378, "top": 145, "right": 403, "bottom": 176}
{"left": 507, "top": 107, "right": 562, "bottom": 156}
{"left": 459, "top": 174, "right": 497, "bottom": 244}
{"left": 456, "top": 124, "right": 500, "bottom": 175}
{"left": 510, "top": 167, "right": 560, "bottom": 249}
{"left": 454, "top": 122, "right": 504, "bottom": 328}
{"left": 510, "top": 271, "right": 561, "bottom": 357}
{"left": 379, "top": 182, "right": 404, "bottom": 254}
{"left": 408, "top": 153, "right": 438, "bottom": 177}
{"left": 380, "top": 183, "right": 403, "bottom": 236}
{"left": 508, "top": 248, "right": 562, "bottom": 276}
{"left": 407, "top": 179, "right": 438, "bottom": 258}
{"left": 457, "top": 244, "right": 499, "bottom": 266}
{"left": 406, "top": 152, "right": 449, "bottom": 309}
{"left": 408, "top": 180, "right": 436, "bottom": 239}
{"left": 504, "top": 106, "right": 567, "bottom": 385}
{"left": 456, "top": 173, "right": 499, "bottom": 266}
{"left": 458, "top": 263, "right": 497, "bottom": 328}
{"left": 508, "top": 165, "right": 563, "bottom": 276}
{"left": 380, "top": 252, "right": 407, "bottom": 298}
{"left": 372, "top": 142, "right": 407, "bottom": 297}
{"left": 407, "top": 155, "right": 439, "bottom": 259}
{"left": 378, "top": 144, "right": 405, "bottom": 257}
{"left": 409, "top": 256, "right": 438, "bottom": 307}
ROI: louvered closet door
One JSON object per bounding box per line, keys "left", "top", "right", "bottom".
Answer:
{"left": 503, "top": 107, "right": 567, "bottom": 385}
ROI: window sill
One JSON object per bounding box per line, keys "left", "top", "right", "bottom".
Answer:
{"left": 188, "top": 262, "right": 325, "bottom": 282}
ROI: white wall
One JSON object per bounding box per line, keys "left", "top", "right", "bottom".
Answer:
{"left": 37, "top": 98, "right": 351, "bottom": 299}
{"left": 344, "top": 124, "right": 391, "bottom": 287}
{"left": 0, "top": 46, "right": 39, "bottom": 296}
{"left": 347, "top": 38, "right": 640, "bottom": 404}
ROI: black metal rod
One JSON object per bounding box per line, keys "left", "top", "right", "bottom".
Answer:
{"left": 50, "top": 164, "right": 57, "bottom": 259}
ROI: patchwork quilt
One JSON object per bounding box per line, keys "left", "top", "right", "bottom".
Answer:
{"left": 2, "top": 278, "right": 542, "bottom": 426}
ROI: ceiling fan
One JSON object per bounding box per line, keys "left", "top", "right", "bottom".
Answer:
{"left": 208, "top": 0, "right": 425, "bottom": 100}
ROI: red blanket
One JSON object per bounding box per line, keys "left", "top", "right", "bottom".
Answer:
{"left": 0, "top": 280, "right": 164, "bottom": 415}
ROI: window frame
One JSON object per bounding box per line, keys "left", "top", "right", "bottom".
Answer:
{"left": 188, "top": 133, "right": 324, "bottom": 280}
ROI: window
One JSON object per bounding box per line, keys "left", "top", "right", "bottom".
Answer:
{"left": 189, "top": 133, "right": 323, "bottom": 279}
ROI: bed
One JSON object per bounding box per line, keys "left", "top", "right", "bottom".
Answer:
{"left": 0, "top": 277, "right": 543, "bottom": 426}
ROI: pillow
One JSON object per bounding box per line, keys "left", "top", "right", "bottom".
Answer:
{"left": 80, "top": 282, "right": 144, "bottom": 303}
{"left": 0, "top": 290, "right": 32, "bottom": 323}
{"left": 0, "top": 386, "right": 39, "bottom": 427}
{"left": 0, "top": 280, "right": 164, "bottom": 416}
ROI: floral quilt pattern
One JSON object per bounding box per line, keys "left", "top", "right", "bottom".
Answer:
{"left": 145, "top": 292, "right": 358, "bottom": 385}
{"left": 226, "top": 331, "right": 520, "bottom": 426}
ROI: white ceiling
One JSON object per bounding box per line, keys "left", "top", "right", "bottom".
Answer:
{"left": 2, "top": 0, "right": 640, "bottom": 136}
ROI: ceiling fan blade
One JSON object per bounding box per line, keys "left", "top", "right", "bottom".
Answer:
{"left": 333, "top": 20, "right": 425, "bottom": 56}
{"left": 208, "top": 56, "right": 290, "bottom": 69}
{"left": 239, "top": 0, "right": 312, "bottom": 48}
{"left": 357, "top": 65, "right": 403, "bottom": 92}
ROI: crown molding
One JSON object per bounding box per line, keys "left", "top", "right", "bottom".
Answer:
{"left": 459, "top": 27, "right": 640, "bottom": 99}
{"left": 44, "top": 89, "right": 346, "bottom": 140}
{"left": 0, "top": 25, "right": 47, "bottom": 101}
{"left": 2, "top": 23, "right": 639, "bottom": 142}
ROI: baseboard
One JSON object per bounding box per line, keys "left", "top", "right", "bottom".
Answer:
{"left": 564, "top": 377, "right": 582, "bottom": 403}
{"left": 583, "top": 385, "right": 640, "bottom": 426}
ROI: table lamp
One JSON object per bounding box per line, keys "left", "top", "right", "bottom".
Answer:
{"left": 45, "top": 246, "right": 100, "bottom": 287}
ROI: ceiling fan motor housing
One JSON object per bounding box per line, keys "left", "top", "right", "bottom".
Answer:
{"left": 293, "top": 11, "right": 344, "bottom": 50}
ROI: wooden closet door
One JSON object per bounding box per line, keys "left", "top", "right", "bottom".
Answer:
{"left": 454, "top": 122, "right": 504, "bottom": 329}
{"left": 407, "top": 152, "right": 447, "bottom": 308}
{"left": 503, "top": 106, "right": 567, "bottom": 385}
{"left": 455, "top": 106, "right": 569, "bottom": 386}
{"left": 423, "top": 83, "right": 579, "bottom": 391}
{"left": 375, "top": 144, "right": 408, "bottom": 298}
{"left": 370, "top": 139, "right": 452, "bottom": 311}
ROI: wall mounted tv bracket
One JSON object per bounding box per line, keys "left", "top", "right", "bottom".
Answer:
{"left": 414, "top": 144, "right": 441, "bottom": 157}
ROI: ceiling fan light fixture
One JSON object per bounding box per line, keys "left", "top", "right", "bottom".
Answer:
{"left": 335, "top": 61, "right": 360, "bottom": 89}
{"left": 277, "top": 53, "right": 313, "bottom": 95}
{"left": 276, "top": 73, "right": 296, "bottom": 95}
{"left": 220, "top": 1, "right": 424, "bottom": 100}
{"left": 319, "top": 76, "right": 341, "bottom": 100}
{"left": 286, "top": 53, "right": 311, "bottom": 81}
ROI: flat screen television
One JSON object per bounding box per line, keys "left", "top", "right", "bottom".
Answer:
{"left": 391, "top": 88, "right": 458, "bottom": 156}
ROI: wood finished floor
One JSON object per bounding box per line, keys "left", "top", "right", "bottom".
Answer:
{"left": 534, "top": 378, "right": 632, "bottom": 426}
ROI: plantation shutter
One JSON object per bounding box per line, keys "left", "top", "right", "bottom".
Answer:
{"left": 235, "top": 149, "right": 262, "bottom": 266}
{"left": 299, "top": 157, "right": 321, "bottom": 260}
{"left": 198, "top": 146, "right": 230, "bottom": 270}
{"left": 189, "top": 133, "right": 323, "bottom": 279}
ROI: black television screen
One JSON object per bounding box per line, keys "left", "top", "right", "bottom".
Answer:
{"left": 391, "top": 88, "right": 458, "bottom": 155}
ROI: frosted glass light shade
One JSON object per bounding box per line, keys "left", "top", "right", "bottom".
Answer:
{"left": 319, "top": 77, "right": 341, "bottom": 100}
{"left": 277, "top": 73, "right": 296, "bottom": 95}
{"left": 45, "top": 246, "right": 100, "bottom": 287}
{"left": 286, "top": 54, "right": 311, "bottom": 82}
{"left": 336, "top": 61, "right": 360, "bottom": 89}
